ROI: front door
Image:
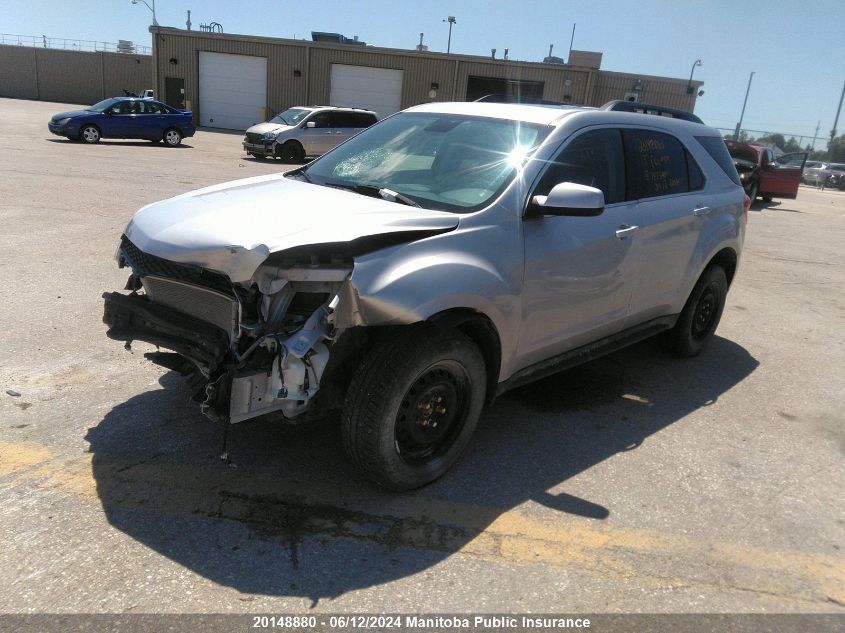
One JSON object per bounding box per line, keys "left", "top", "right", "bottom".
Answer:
{"left": 759, "top": 152, "right": 807, "bottom": 199}
{"left": 519, "top": 128, "right": 639, "bottom": 366}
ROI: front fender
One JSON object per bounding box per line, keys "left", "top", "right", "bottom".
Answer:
{"left": 334, "top": 224, "right": 522, "bottom": 376}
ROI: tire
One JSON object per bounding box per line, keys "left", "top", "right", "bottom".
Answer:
{"left": 761, "top": 194, "right": 773, "bottom": 203}
{"left": 342, "top": 327, "right": 487, "bottom": 490}
{"left": 662, "top": 266, "right": 728, "bottom": 358}
{"left": 250, "top": 152, "right": 266, "bottom": 160}
{"left": 80, "top": 125, "right": 100, "bottom": 144}
{"left": 746, "top": 181, "right": 758, "bottom": 203}
{"left": 163, "top": 128, "right": 182, "bottom": 147}
{"left": 278, "top": 140, "right": 304, "bottom": 163}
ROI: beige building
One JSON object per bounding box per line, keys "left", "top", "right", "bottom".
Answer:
{"left": 150, "top": 27, "right": 702, "bottom": 131}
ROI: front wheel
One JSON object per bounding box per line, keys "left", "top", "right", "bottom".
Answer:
{"left": 278, "top": 140, "right": 304, "bottom": 163}
{"left": 80, "top": 125, "right": 100, "bottom": 144}
{"left": 163, "top": 128, "right": 182, "bottom": 147}
{"left": 662, "top": 266, "right": 728, "bottom": 357}
{"left": 342, "top": 328, "right": 487, "bottom": 490}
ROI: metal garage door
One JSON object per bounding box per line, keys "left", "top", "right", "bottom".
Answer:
{"left": 198, "top": 52, "right": 267, "bottom": 130}
{"left": 329, "top": 64, "right": 403, "bottom": 119}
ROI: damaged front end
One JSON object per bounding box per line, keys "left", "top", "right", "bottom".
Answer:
{"left": 103, "top": 236, "right": 352, "bottom": 424}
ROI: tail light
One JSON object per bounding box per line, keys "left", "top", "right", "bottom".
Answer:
{"left": 742, "top": 195, "right": 751, "bottom": 222}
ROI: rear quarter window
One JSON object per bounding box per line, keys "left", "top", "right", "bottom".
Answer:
{"left": 696, "top": 136, "right": 742, "bottom": 186}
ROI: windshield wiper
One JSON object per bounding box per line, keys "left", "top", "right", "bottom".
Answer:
{"left": 324, "top": 182, "right": 421, "bottom": 207}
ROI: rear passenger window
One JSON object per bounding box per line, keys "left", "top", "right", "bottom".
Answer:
{"left": 534, "top": 129, "right": 626, "bottom": 204}
{"left": 356, "top": 113, "right": 377, "bottom": 127}
{"left": 623, "top": 129, "right": 689, "bottom": 198}
{"left": 329, "top": 112, "right": 354, "bottom": 128}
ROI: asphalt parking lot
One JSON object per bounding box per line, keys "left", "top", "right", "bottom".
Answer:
{"left": 1, "top": 98, "right": 843, "bottom": 614}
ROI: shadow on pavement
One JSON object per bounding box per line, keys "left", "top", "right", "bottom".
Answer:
{"left": 85, "top": 335, "right": 758, "bottom": 602}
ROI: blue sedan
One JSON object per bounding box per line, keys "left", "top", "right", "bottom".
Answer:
{"left": 48, "top": 97, "right": 196, "bottom": 146}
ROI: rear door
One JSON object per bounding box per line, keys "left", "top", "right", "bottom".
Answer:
{"left": 621, "top": 128, "right": 705, "bottom": 321}
{"left": 327, "top": 111, "right": 355, "bottom": 148}
{"left": 136, "top": 100, "right": 166, "bottom": 139}
{"left": 759, "top": 152, "right": 807, "bottom": 199}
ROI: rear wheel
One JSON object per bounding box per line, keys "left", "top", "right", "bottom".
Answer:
{"left": 249, "top": 152, "right": 266, "bottom": 160}
{"left": 80, "top": 125, "right": 100, "bottom": 144}
{"left": 761, "top": 194, "right": 773, "bottom": 203}
{"left": 278, "top": 140, "right": 304, "bottom": 163}
{"left": 342, "top": 328, "right": 487, "bottom": 490}
{"left": 163, "top": 128, "right": 182, "bottom": 147}
{"left": 662, "top": 266, "right": 728, "bottom": 357}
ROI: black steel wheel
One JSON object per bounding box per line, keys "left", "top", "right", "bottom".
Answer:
{"left": 342, "top": 327, "right": 487, "bottom": 490}
{"left": 278, "top": 140, "right": 304, "bottom": 163}
{"left": 662, "top": 266, "right": 728, "bottom": 357}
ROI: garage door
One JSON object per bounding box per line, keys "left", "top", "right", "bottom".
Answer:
{"left": 329, "top": 64, "right": 403, "bottom": 119}
{"left": 198, "top": 52, "right": 267, "bottom": 130}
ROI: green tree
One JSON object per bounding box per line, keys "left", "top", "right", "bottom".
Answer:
{"left": 828, "top": 135, "right": 845, "bottom": 162}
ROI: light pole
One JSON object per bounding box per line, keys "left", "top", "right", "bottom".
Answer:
{"left": 734, "top": 71, "right": 755, "bottom": 140}
{"left": 131, "top": 0, "right": 158, "bottom": 26}
{"left": 829, "top": 77, "right": 845, "bottom": 157}
{"left": 687, "top": 59, "right": 702, "bottom": 94}
{"left": 443, "top": 16, "right": 456, "bottom": 54}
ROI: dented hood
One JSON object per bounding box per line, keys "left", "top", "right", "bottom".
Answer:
{"left": 124, "top": 173, "right": 459, "bottom": 282}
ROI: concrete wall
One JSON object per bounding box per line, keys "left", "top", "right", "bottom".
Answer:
{"left": 0, "top": 45, "right": 152, "bottom": 104}
{"left": 150, "top": 28, "right": 700, "bottom": 127}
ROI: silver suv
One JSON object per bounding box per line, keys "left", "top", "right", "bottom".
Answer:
{"left": 243, "top": 106, "right": 377, "bottom": 162}
{"left": 104, "top": 101, "right": 747, "bottom": 490}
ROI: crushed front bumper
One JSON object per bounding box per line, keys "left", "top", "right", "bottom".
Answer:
{"left": 243, "top": 141, "right": 274, "bottom": 157}
{"left": 102, "top": 291, "right": 229, "bottom": 373}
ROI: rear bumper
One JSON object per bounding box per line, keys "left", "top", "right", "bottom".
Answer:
{"left": 102, "top": 291, "right": 229, "bottom": 372}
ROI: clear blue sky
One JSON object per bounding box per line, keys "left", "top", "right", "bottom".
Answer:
{"left": 4, "top": 0, "right": 845, "bottom": 148}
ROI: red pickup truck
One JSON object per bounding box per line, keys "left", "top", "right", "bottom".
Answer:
{"left": 724, "top": 140, "right": 807, "bottom": 203}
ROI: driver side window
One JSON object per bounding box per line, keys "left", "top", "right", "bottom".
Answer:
{"left": 534, "top": 129, "right": 625, "bottom": 204}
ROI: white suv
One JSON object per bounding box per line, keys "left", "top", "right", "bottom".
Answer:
{"left": 106, "top": 101, "right": 747, "bottom": 490}
{"left": 243, "top": 106, "right": 378, "bottom": 162}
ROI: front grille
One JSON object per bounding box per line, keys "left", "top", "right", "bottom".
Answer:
{"left": 141, "top": 276, "right": 239, "bottom": 342}
{"left": 119, "top": 236, "right": 234, "bottom": 295}
{"left": 245, "top": 132, "right": 263, "bottom": 144}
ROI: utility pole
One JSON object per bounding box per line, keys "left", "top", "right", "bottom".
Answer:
{"left": 568, "top": 23, "right": 576, "bottom": 62}
{"left": 734, "top": 71, "right": 755, "bottom": 140}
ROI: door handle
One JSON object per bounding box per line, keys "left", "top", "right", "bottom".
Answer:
{"left": 692, "top": 205, "right": 711, "bottom": 217}
{"left": 615, "top": 225, "right": 639, "bottom": 239}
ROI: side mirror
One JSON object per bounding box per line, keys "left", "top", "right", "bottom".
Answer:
{"left": 766, "top": 161, "right": 777, "bottom": 169}
{"left": 527, "top": 182, "right": 605, "bottom": 217}
{"left": 306, "top": 121, "right": 316, "bottom": 128}
{"left": 105, "top": 109, "right": 114, "bottom": 116}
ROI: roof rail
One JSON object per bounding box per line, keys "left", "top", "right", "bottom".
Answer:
{"left": 601, "top": 100, "right": 703, "bottom": 124}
